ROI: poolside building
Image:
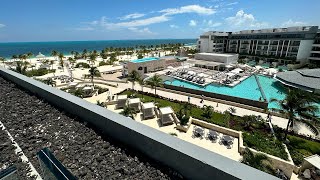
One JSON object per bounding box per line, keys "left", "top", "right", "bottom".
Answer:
{"left": 197, "top": 26, "right": 320, "bottom": 65}
{"left": 123, "top": 56, "right": 184, "bottom": 77}
{"left": 275, "top": 68, "right": 320, "bottom": 94}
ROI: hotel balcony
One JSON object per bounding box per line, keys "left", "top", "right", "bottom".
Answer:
{"left": 309, "top": 57, "right": 320, "bottom": 61}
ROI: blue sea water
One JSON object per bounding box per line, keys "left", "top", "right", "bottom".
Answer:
{"left": 0, "top": 39, "right": 196, "bottom": 59}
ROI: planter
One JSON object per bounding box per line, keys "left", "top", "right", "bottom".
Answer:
{"left": 176, "top": 117, "right": 192, "bottom": 132}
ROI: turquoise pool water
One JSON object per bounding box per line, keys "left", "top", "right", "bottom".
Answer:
{"left": 164, "top": 75, "right": 320, "bottom": 115}
{"left": 131, "top": 57, "right": 159, "bottom": 63}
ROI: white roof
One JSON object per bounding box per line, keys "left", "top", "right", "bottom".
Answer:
{"left": 97, "top": 65, "right": 122, "bottom": 73}
{"left": 305, "top": 154, "right": 320, "bottom": 169}
{"left": 142, "top": 102, "right": 155, "bottom": 109}
{"left": 117, "top": 95, "right": 127, "bottom": 100}
{"left": 128, "top": 98, "right": 140, "bottom": 104}
{"left": 83, "top": 86, "right": 92, "bottom": 90}
{"left": 159, "top": 107, "right": 174, "bottom": 115}
{"left": 197, "top": 53, "right": 236, "bottom": 57}
{"left": 69, "top": 82, "right": 78, "bottom": 86}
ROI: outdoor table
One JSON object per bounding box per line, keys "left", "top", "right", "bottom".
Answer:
{"left": 222, "top": 135, "right": 234, "bottom": 144}
{"left": 208, "top": 130, "right": 218, "bottom": 139}
{"left": 194, "top": 127, "right": 205, "bottom": 136}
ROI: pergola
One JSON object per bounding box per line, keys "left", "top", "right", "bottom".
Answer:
{"left": 141, "top": 102, "right": 156, "bottom": 119}
{"left": 128, "top": 98, "right": 141, "bottom": 112}
{"left": 159, "top": 107, "right": 174, "bottom": 126}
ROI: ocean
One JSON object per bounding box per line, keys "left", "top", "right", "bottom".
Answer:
{"left": 0, "top": 39, "right": 196, "bottom": 59}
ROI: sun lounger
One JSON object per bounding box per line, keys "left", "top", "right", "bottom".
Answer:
{"left": 161, "top": 114, "right": 174, "bottom": 126}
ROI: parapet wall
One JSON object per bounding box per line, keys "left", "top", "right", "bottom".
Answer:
{"left": 0, "top": 68, "right": 278, "bottom": 180}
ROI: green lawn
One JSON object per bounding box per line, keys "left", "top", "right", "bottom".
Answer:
{"left": 287, "top": 135, "right": 320, "bottom": 165}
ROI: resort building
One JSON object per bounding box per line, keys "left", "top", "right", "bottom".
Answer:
{"left": 197, "top": 26, "right": 320, "bottom": 64}
{"left": 191, "top": 53, "right": 238, "bottom": 70}
{"left": 275, "top": 68, "right": 320, "bottom": 94}
{"left": 123, "top": 56, "right": 186, "bottom": 77}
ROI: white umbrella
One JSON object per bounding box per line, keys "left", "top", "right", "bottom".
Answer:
{"left": 36, "top": 52, "right": 45, "bottom": 59}
{"left": 255, "top": 65, "right": 263, "bottom": 70}
{"left": 225, "top": 72, "right": 235, "bottom": 77}
{"left": 198, "top": 73, "right": 205, "bottom": 77}
{"left": 83, "top": 86, "right": 92, "bottom": 91}
{"left": 188, "top": 71, "right": 195, "bottom": 75}
{"left": 225, "top": 64, "right": 233, "bottom": 68}
{"left": 167, "top": 66, "right": 174, "bottom": 69}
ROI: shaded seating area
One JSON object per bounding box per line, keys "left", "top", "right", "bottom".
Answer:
{"left": 115, "top": 95, "right": 127, "bottom": 109}
{"left": 159, "top": 107, "right": 174, "bottom": 126}
{"left": 207, "top": 130, "right": 219, "bottom": 142}
{"left": 141, "top": 102, "right": 156, "bottom": 119}
{"left": 192, "top": 126, "right": 205, "bottom": 139}
{"left": 128, "top": 98, "right": 141, "bottom": 112}
{"left": 219, "top": 135, "right": 235, "bottom": 149}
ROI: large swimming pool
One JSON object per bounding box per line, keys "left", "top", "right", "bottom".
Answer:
{"left": 164, "top": 75, "right": 319, "bottom": 115}
{"left": 131, "top": 57, "right": 159, "bottom": 63}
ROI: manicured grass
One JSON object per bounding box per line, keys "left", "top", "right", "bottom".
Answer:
{"left": 287, "top": 135, "right": 320, "bottom": 165}
{"left": 26, "top": 68, "right": 55, "bottom": 77}
{"left": 120, "top": 90, "right": 289, "bottom": 160}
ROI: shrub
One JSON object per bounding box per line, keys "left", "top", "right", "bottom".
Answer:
{"left": 99, "top": 61, "right": 109, "bottom": 66}
{"left": 94, "top": 86, "right": 109, "bottom": 94}
{"left": 169, "top": 132, "right": 177, "bottom": 136}
{"left": 75, "top": 62, "right": 90, "bottom": 68}
{"left": 26, "top": 68, "right": 55, "bottom": 77}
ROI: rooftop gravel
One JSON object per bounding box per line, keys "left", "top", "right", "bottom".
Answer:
{"left": 0, "top": 77, "right": 183, "bottom": 180}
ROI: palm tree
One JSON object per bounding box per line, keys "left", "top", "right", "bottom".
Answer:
{"left": 13, "top": 61, "right": 28, "bottom": 75}
{"left": 146, "top": 74, "right": 162, "bottom": 103}
{"left": 12, "top": 55, "right": 18, "bottom": 61}
{"left": 241, "top": 148, "right": 274, "bottom": 174}
{"left": 0, "top": 57, "right": 5, "bottom": 67}
{"left": 51, "top": 50, "right": 58, "bottom": 60}
{"left": 202, "top": 105, "right": 214, "bottom": 118}
{"left": 228, "top": 107, "right": 236, "bottom": 115}
{"left": 88, "top": 53, "right": 97, "bottom": 66}
{"left": 82, "top": 49, "right": 88, "bottom": 60}
{"left": 270, "top": 88, "right": 319, "bottom": 140}
{"left": 120, "top": 105, "right": 136, "bottom": 119}
{"left": 88, "top": 66, "right": 100, "bottom": 87}
{"left": 27, "top": 52, "right": 33, "bottom": 63}
{"left": 128, "top": 70, "right": 140, "bottom": 90}
{"left": 43, "top": 78, "right": 56, "bottom": 87}
{"left": 138, "top": 78, "right": 145, "bottom": 99}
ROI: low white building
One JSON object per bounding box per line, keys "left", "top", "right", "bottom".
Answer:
{"left": 194, "top": 53, "right": 238, "bottom": 64}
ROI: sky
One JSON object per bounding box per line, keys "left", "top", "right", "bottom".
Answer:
{"left": 0, "top": 0, "right": 320, "bottom": 42}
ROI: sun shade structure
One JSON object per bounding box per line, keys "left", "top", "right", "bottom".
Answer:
{"left": 36, "top": 52, "right": 45, "bottom": 59}
{"left": 116, "top": 95, "right": 127, "bottom": 109}
{"left": 159, "top": 107, "right": 174, "bottom": 126}
{"left": 128, "top": 98, "right": 141, "bottom": 112}
{"left": 141, "top": 102, "right": 156, "bottom": 119}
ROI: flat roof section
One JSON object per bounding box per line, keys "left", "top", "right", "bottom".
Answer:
{"left": 197, "top": 53, "right": 237, "bottom": 57}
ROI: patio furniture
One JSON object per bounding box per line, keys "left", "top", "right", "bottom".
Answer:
{"left": 128, "top": 98, "right": 141, "bottom": 112}
{"left": 159, "top": 107, "right": 174, "bottom": 126}
{"left": 115, "top": 95, "right": 127, "bottom": 109}
{"left": 221, "top": 135, "right": 234, "bottom": 148}
{"left": 207, "top": 130, "right": 219, "bottom": 142}
{"left": 193, "top": 126, "right": 205, "bottom": 138}
{"left": 141, "top": 102, "right": 156, "bottom": 119}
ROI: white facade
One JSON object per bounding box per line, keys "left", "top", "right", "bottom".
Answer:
{"left": 195, "top": 53, "right": 238, "bottom": 64}
{"left": 197, "top": 26, "right": 319, "bottom": 63}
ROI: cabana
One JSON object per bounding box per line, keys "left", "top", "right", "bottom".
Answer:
{"left": 128, "top": 98, "right": 141, "bottom": 112}
{"left": 115, "top": 95, "right": 127, "bottom": 109}
{"left": 141, "top": 102, "right": 156, "bottom": 119}
{"left": 159, "top": 107, "right": 174, "bottom": 126}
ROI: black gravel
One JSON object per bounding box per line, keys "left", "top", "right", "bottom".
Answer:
{"left": 0, "top": 126, "right": 34, "bottom": 179}
{"left": 0, "top": 77, "right": 183, "bottom": 180}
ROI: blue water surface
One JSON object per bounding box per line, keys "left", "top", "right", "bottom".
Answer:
{"left": 131, "top": 57, "right": 159, "bottom": 63}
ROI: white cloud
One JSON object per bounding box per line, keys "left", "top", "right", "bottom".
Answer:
{"left": 281, "top": 19, "right": 306, "bottom": 27}
{"left": 128, "top": 27, "right": 155, "bottom": 34}
{"left": 225, "top": 10, "right": 268, "bottom": 29}
{"left": 119, "top": 13, "right": 145, "bottom": 20}
{"left": 160, "top": 5, "right": 215, "bottom": 15}
{"left": 0, "top": 24, "right": 6, "bottom": 28}
{"left": 170, "top": 24, "right": 179, "bottom": 28}
{"left": 189, "top": 20, "right": 197, "bottom": 27}
{"left": 226, "top": 2, "right": 238, "bottom": 6}
{"left": 116, "top": 15, "right": 170, "bottom": 27}
{"left": 207, "top": 20, "right": 222, "bottom": 27}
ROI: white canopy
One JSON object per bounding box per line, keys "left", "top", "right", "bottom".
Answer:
{"left": 266, "top": 68, "right": 278, "bottom": 74}
{"left": 188, "top": 71, "right": 196, "bottom": 75}
{"left": 142, "top": 102, "right": 155, "bottom": 109}
{"left": 255, "top": 65, "right": 263, "bottom": 70}
{"left": 36, "top": 52, "right": 45, "bottom": 58}
{"left": 198, "top": 73, "right": 205, "bottom": 77}
{"left": 167, "top": 66, "right": 174, "bottom": 69}
{"left": 230, "top": 68, "right": 243, "bottom": 74}
{"left": 225, "top": 72, "right": 235, "bottom": 77}
{"left": 159, "top": 107, "right": 174, "bottom": 115}
{"left": 83, "top": 86, "right": 92, "bottom": 91}
{"left": 305, "top": 154, "right": 320, "bottom": 170}
{"left": 69, "top": 82, "right": 78, "bottom": 87}
{"left": 128, "top": 98, "right": 140, "bottom": 104}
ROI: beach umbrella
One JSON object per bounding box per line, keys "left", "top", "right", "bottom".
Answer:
{"left": 198, "top": 73, "right": 205, "bottom": 77}
{"left": 36, "top": 52, "right": 45, "bottom": 60}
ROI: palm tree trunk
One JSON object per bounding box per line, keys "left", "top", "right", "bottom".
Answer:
{"left": 154, "top": 87, "right": 157, "bottom": 103}
{"left": 284, "top": 119, "right": 292, "bottom": 140}
{"left": 91, "top": 76, "right": 94, "bottom": 87}
{"left": 141, "top": 85, "right": 144, "bottom": 99}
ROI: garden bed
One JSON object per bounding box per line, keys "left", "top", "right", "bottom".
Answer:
{"left": 0, "top": 77, "right": 182, "bottom": 179}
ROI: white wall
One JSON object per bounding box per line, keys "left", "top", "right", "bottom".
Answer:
{"left": 297, "top": 40, "right": 314, "bottom": 62}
